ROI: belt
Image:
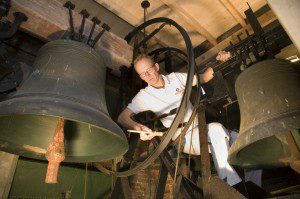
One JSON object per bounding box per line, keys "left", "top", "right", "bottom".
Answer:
{"left": 155, "top": 122, "right": 187, "bottom": 132}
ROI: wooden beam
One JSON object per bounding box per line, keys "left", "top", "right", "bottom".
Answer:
{"left": 155, "top": 163, "right": 168, "bottom": 199}
{"left": 6, "top": 0, "right": 133, "bottom": 70}
{"left": 195, "top": 9, "right": 277, "bottom": 65}
{"left": 0, "top": 152, "right": 19, "bottom": 199}
{"left": 198, "top": 111, "right": 211, "bottom": 198}
{"left": 159, "top": 0, "right": 217, "bottom": 46}
{"left": 267, "top": 0, "right": 300, "bottom": 53}
{"left": 218, "top": 0, "right": 246, "bottom": 27}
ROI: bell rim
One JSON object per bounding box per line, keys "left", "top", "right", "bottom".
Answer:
{"left": 228, "top": 110, "right": 300, "bottom": 168}
{"left": 0, "top": 94, "right": 126, "bottom": 136}
{"left": 0, "top": 138, "right": 127, "bottom": 163}
{"left": 0, "top": 96, "right": 129, "bottom": 162}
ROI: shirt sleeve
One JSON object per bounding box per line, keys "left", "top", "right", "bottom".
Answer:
{"left": 173, "top": 72, "right": 205, "bottom": 94}
{"left": 127, "top": 90, "right": 148, "bottom": 114}
{"left": 174, "top": 72, "right": 198, "bottom": 86}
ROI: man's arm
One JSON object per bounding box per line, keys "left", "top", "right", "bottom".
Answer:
{"left": 118, "top": 108, "right": 143, "bottom": 130}
{"left": 198, "top": 51, "right": 232, "bottom": 85}
{"left": 199, "top": 67, "right": 214, "bottom": 84}
{"left": 117, "top": 108, "right": 155, "bottom": 141}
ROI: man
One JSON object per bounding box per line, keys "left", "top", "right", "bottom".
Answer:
{"left": 117, "top": 51, "right": 250, "bottom": 187}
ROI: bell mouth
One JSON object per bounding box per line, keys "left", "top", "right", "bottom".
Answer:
{"left": 229, "top": 59, "right": 300, "bottom": 169}
{"left": 228, "top": 111, "right": 300, "bottom": 169}
{"left": 0, "top": 95, "right": 128, "bottom": 162}
{"left": 0, "top": 114, "right": 128, "bottom": 162}
{"left": 0, "top": 39, "right": 129, "bottom": 163}
{"left": 229, "top": 134, "right": 291, "bottom": 169}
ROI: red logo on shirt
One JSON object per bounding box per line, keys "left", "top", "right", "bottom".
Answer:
{"left": 175, "top": 88, "right": 184, "bottom": 95}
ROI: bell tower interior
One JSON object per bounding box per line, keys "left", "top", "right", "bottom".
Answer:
{"left": 0, "top": 0, "right": 299, "bottom": 198}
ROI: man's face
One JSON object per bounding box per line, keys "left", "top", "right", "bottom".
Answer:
{"left": 134, "top": 57, "right": 160, "bottom": 86}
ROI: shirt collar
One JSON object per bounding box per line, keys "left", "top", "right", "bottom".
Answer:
{"left": 162, "top": 74, "right": 170, "bottom": 85}
{"left": 147, "top": 74, "right": 170, "bottom": 90}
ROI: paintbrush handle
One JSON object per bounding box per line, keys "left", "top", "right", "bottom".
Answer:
{"left": 127, "top": 130, "right": 163, "bottom": 137}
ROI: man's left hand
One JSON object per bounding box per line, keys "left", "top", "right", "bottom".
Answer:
{"left": 216, "top": 51, "right": 231, "bottom": 62}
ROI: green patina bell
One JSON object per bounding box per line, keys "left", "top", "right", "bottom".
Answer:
{"left": 0, "top": 40, "right": 128, "bottom": 162}
{"left": 228, "top": 59, "right": 300, "bottom": 172}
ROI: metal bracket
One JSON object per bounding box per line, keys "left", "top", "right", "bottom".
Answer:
{"left": 78, "top": 9, "right": 90, "bottom": 41}
{"left": 0, "top": 12, "right": 27, "bottom": 41}
{"left": 0, "top": 0, "right": 10, "bottom": 19}
{"left": 90, "top": 23, "right": 110, "bottom": 47}
{"left": 87, "top": 17, "right": 101, "bottom": 44}
{"left": 63, "top": 1, "right": 75, "bottom": 40}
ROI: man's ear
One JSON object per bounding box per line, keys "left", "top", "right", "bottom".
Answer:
{"left": 154, "top": 63, "right": 159, "bottom": 71}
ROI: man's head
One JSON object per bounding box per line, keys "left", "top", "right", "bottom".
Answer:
{"left": 133, "top": 54, "right": 161, "bottom": 87}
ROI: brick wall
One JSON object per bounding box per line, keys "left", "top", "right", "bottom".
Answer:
{"left": 128, "top": 139, "right": 189, "bottom": 198}
{"left": 130, "top": 163, "right": 174, "bottom": 199}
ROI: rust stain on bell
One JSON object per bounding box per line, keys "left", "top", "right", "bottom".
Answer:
{"left": 45, "top": 118, "right": 65, "bottom": 184}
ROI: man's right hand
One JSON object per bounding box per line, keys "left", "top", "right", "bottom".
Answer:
{"left": 133, "top": 123, "right": 155, "bottom": 141}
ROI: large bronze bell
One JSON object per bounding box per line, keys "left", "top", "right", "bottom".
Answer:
{"left": 228, "top": 59, "right": 300, "bottom": 171}
{"left": 0, "top": 40, "right": 128, "bottom": 162}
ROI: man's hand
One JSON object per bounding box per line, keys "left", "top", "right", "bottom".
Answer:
{"left": 216, "top": 51, "right": 231, "bottom": 62}
{"left": 133, "top": 123, "right": 155, "bottom": 141}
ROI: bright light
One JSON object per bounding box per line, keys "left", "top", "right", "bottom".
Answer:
{"left": 291, "top": 57, "right": 300, "bottom": 63}
{"left": 286, "top": 55, "right": 300, "bottom": 63}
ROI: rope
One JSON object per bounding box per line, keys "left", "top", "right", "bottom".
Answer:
{"left": 111, "top": 160, "right": 114, "bottom": 193}
{"left": 187, "top": 120, "right": 196, "bottom": 178}
{"left": 146, "top": 141, "right": 152, "bottom": 198}
{"left": 174, "top": 86, "right": 189, "bottom": 184}
{"left": 83, "top": 163, "right": 88, "bottom": 199}
{"left": 174, "top": 132, "right": 182, "bottom": 184}
{"left": 67, "top": 164, "right": 80, "bottom": 195}
{"left": 186, "top": 80, "right": 199, "bottom": 178}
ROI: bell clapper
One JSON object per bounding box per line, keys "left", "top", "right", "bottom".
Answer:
{"left": 45, "top": 118, "right": 65, "bottom": 183}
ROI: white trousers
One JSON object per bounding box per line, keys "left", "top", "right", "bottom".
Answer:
{"left": 182, "top": 122, "right": 261, "bottom": 186}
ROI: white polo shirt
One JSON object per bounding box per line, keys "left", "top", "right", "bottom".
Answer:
{"left": 127, "top": 72, "right": 199, "bottom": 139}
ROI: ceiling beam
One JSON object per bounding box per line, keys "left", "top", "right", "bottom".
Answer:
{"left": 218, "top": 0, "right": 247, "bottom": 27}
{"left": 268, "top": 0, "right": 300, "bottom": 53}
{"left": 194, "top": 4, "right": 271, "bottom": 59}
{"left": 7, "top": 0, "right": 133, "bottom": 70}
{"left": 195, "top": 9, "right": 277, "bottom": 65}
{"left": 159, "top": 0, "right": 217, "bottom": 46}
